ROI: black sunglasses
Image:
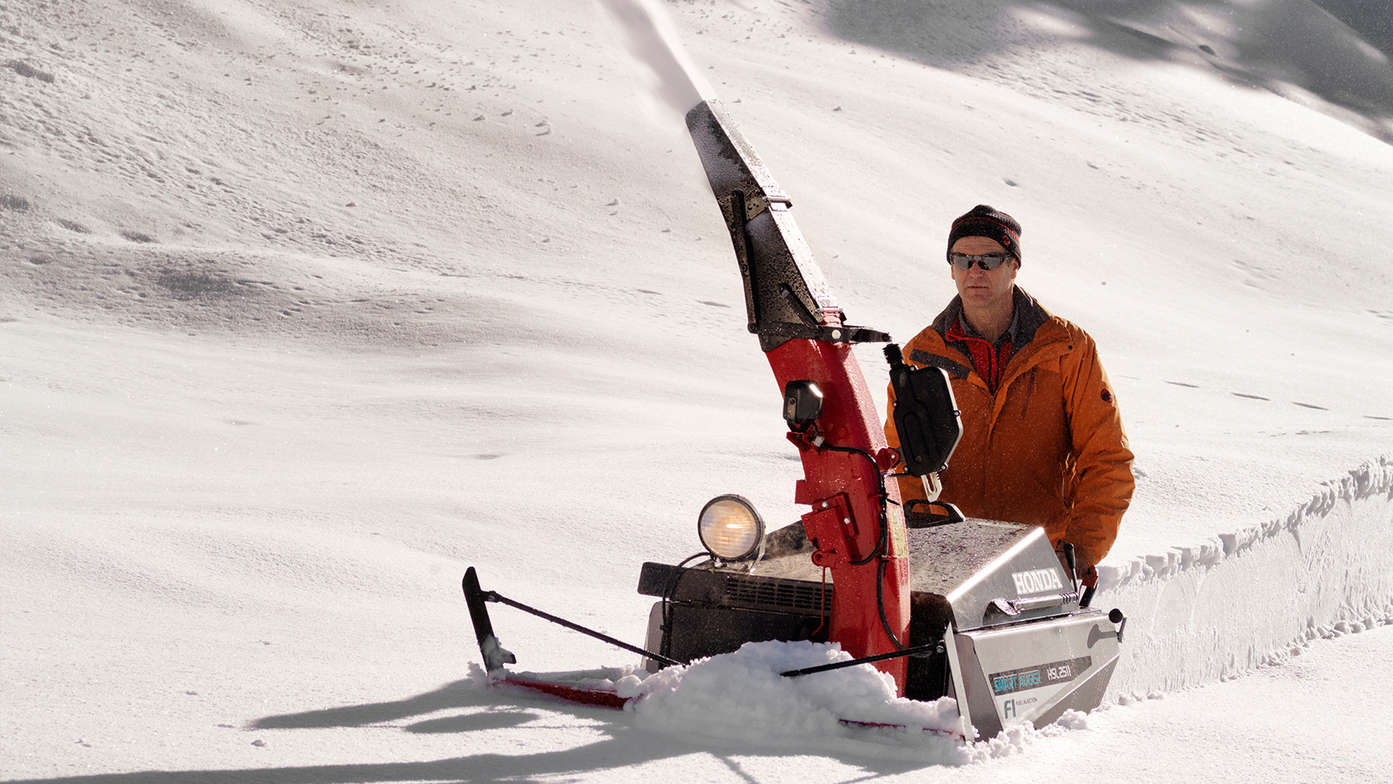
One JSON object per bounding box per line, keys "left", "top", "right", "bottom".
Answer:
{"left": 947, "top": 252, "right": 1011, "bottom": 271}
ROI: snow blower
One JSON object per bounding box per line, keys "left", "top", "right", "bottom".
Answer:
{"left": 464, "top": 99, "right": 1126, "bottom": 740}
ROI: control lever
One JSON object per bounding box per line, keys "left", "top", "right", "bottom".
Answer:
{"left": 1080, "top": 568, "right": 1100, "bottom": 608}
{"left": 1059, "top": 542, "right": 1101, "bottom": 607}
{"left": 1060, "top": 542, "right": 1079, "bottom": 589}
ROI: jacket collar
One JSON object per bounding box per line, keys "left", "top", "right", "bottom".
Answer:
{"left": 932, "top": 286, "right": 1051, "bottom": 348}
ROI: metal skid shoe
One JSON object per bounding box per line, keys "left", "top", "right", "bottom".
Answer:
{"left": 461, "top": 567, "right": 678, "bottom": 709}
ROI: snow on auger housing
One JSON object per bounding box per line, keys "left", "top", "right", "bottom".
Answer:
{"left": 463, "top": 95, "right": 1128, "bottom": 741}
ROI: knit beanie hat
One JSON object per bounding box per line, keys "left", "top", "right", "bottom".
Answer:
{"left": 947, "top": 204, "right": 1022, "bottom": 263}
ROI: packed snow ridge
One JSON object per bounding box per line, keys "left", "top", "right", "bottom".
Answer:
{"left": 1103, "top": 456, "right": 1393, "bottom": 698}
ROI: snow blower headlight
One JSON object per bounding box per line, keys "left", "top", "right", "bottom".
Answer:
{"left": 697, "top": 494, "right": 765, "bottom": 562}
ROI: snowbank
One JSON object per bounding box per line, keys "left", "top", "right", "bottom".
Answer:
{"left": 1102, "top": 457, "right": 1393, "bottom": 697}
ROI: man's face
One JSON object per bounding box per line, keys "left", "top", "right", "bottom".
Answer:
{"left": 949, "top": 236, "right": 1018, "bottom": 311}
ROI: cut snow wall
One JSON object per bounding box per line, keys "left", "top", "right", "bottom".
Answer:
{"left": 1100, "top": 457, "right": 1393, "bottom": 699}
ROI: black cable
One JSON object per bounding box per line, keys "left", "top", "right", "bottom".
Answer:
{"left": 815, "top": 443, "right": 889, "bottom": 566}
{"left": 876, "top": 558, "right": 907, "bottom": 650}
{"left": 659, "top": 552, "right": 712, "bottom": 663}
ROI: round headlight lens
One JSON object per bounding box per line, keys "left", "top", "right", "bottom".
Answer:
{"left": 697, "top": 494, "right": 765, "bottom": 561}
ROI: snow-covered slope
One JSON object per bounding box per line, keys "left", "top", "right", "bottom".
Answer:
{"left": 2, "top": 0, "right": 1391, "bottom": 781}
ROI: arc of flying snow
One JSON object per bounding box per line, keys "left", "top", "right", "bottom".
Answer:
{"left": 598, "top": 0, "right": 714, "bottom": 116}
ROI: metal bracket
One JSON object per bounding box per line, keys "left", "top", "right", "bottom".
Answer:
{"left": 988, "top": 592, "right": 1082, "bottom": 618}
{"left": 754, "top": 320, "right": 892, "bottom": 345}
{"left": 1086, "top": 610, "right": 1128, "bottom": 647}
{"left": 803, "top": 493, "right": 856, "bottom": 569}
{"left": 736, "top": 191, "right": 792, "bottom": 221}
{"left": 903, "top": 499, "right": 966, "bottom": 528}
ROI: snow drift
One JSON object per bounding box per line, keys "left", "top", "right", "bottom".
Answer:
{"left": 1105, "top": 457, "right": 1393, "bottom": 698}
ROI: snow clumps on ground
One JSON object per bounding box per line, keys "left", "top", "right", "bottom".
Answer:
{"left": 621, "top": 641, "right": 962, "bottom": 747}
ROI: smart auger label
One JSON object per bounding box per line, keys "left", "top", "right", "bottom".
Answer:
{"left": 989, "top": 656, "right": 1092, "bottom": 696}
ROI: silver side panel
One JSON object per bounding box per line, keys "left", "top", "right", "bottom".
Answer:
{"left": 955, "top": 611, "right": 1120, "bottom": 735}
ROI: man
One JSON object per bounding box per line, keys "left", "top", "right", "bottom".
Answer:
{"left": 885, "top": 204, "right": 1134, "bottom": 577}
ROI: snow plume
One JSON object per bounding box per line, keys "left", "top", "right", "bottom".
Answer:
{"left": 598, "top": 0, "right": 713, "bottom": 115}
{"left": 1102, "top": 457, "right": 1393, "bottom": 699}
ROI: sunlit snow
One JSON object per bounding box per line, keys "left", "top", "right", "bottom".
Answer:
{"left": 2, "top": 0, "right": 1391, "bottom": 782}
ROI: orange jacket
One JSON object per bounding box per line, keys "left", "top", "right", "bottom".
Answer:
{"left": 885, "top": 288, "right": 1134, "bottom": 565}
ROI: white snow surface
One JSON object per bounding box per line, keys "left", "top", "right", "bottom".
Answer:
{"left": 2, "top": 0, "right": 1393, "bottom": 781}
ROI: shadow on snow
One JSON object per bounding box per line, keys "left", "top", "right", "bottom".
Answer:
{"left": 823, "top": 0, "right": 1393, "bottom": 144}
{"left": 2, "top": 679, "right": 940, "bottom": 784}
